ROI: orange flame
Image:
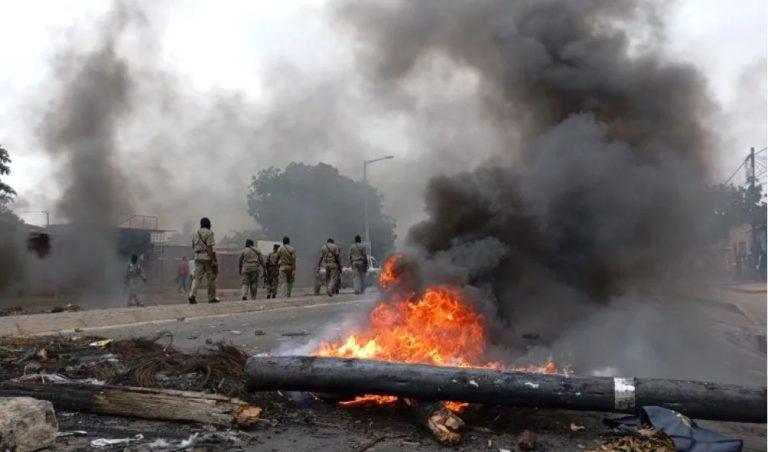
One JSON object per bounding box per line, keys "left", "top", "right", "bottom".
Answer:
{"left": 313, "top": 254, "right": 559, "bottom": 412}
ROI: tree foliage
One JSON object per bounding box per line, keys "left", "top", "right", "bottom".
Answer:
{"left": 0, "top": 145, "right": 16, "bottom": 205}
{"left": 247, "top": 162, "right": 396, "bottom": 280}
{"left": 702, "top": 183, "right": 766, "bottom": 244}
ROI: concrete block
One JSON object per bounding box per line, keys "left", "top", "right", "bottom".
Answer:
{"left": 0, "top": 397, "right": 58, "bottom": 452}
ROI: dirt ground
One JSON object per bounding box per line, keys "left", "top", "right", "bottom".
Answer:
{"left": 52, "top": 400, "right": 766, "bottom": 451}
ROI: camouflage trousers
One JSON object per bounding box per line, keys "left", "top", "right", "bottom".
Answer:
{"left": 351, "top": 261, "right": 367, "bottom": 295}
{"left": 324, "top": 264, "right": 340, "bottom": 296}
{"left": 278, "top": 266, "right": 294, "bottom": 298}
{"left": 265, "top": 269, "right": 278, "bottom": 298}
{"left": 240, "top": 269, "right": 260, "bottom": 300}
{"left": 190, "top": 259, "right": 217, "bottom": 301}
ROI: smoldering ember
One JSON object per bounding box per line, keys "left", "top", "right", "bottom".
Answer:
{"left": 0, "top": 1, "right": 765, "bottom": 451}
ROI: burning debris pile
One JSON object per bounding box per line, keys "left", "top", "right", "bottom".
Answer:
{"left": 313, "top": 253, "right": 560, "bottom": 416}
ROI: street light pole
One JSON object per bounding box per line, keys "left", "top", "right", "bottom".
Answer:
{"left": 363, "top": 155, "right": 394, "bottom": 255}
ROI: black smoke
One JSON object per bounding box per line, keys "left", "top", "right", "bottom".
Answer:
{"left": 334, "top": 0, "right": 717, "bottom": 337}
{"left": 30, "top": 2, "right": 146, "bottom": 303}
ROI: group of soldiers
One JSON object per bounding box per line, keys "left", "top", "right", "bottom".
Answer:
{"left": 238, "top": 238, "right": 295, "bottom": 301}
{"left": 182, "top": 217, "right": 368, "bottom": 304}
{"left": 316, "top": 236, "right": 369, "bottom": 296}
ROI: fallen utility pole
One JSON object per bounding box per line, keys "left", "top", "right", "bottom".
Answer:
{"left": 245, "top": 356, "right": 766, "bottom": 423}
{"left": 0, "top": 382, "right": 263, "bottom": 427}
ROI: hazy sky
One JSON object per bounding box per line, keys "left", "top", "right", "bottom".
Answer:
{"left": 0, "top": 0, "right": 765, "bottom": 237}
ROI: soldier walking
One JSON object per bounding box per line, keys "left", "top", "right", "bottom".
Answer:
{"left": 277, "top": 237, "right": 296, "bottom": 298}
{"left": 188, "top": 217, "right": 219, "bottom": 304}
{"left": 318, "top": 238, "right": 341, "bottom": 297}
{"left": 239, "top": 239, "right": 265, "bottom": 300}
{"left": 264, "top": 244, "right": 280, "bottom": 298}
{"left": 125, "top": 254, "right": 147, "bottom": 307}
{"left": 349, "top": 235, "right": 368, "bottom": 295}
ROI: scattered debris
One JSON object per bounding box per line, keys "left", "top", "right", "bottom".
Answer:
{"left": 602, "top": 406, "right": 742, "bottom": 452}
{"left": 281, "top": 330, "right": 309, "bottom": 337}
{"left": 50, "top": 304, "right": 81, "bottom": 314}
{"left": 571, "top": 422, "right": 586, "bottom": 432}
{"left": 355, "top": 435, "right": 386, "bottom": 452}
{"left": 13, "top": 373, "right": 105, "bottom": 386}
{"left": 230, "top": 330, "right": 242, "bottom": 335}
{"left": 407, "top": 398, "right": 464, "bottom": 445}
{"left": 90, "top": 434, "right": 144, "bottom": 448}
{"left": 89, "top": 339, "right": 113, "bottom": 348}
{"left": 56, "top": 430, "right": 87, "bottom": 437}
{"left": 588, "top": 431, "right": 674, "bottom": 452}
{"left": 0, "top": 306, "right": 26, "bottom": 317}
{"left": 517, "top": 429, "right": 536, "bottom": 451}
{"left": 254, "top": 330, "right": 265, "bottom": 336}
{"left": 0, "top": 335, "right": 249, "bottom": 397}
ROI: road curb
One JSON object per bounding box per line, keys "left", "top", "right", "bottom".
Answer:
{"left": 0, "top": 294, "right": 370, "bottom": 337}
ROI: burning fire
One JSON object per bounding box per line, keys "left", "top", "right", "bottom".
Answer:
{"left": 313, "top": 254, "right": 559, "bottom": 412}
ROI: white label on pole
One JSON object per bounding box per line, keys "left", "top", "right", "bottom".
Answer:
{"left": 614, "top": 377, "right": 636, "bottom": 411}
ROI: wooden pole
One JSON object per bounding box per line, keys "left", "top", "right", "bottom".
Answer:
{"left": 245, "top": 356, "right": 766, "bottom": 423}
{"left": 0, "top": 382, "right": 263, "bottom": 427}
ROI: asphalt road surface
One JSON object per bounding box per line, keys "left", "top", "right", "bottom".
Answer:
{"left": 92, "top": 294, "right": 378, "bottom": 356}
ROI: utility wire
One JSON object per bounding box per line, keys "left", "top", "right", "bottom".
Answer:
{"left": 723, "top": 147, "right": 767, "bottom": 185}
{"left": 724, "top": 160, "right": 747, "bottom": 185}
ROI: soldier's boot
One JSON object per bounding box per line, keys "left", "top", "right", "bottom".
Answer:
{"left": 188, "top": 277, "right": 199, "bottom": 304}
{"left": 249, "top": 282, "right": 258, "bottom": 300}
{"left": 241, "top": 284, "right": 249, "bottom": 301}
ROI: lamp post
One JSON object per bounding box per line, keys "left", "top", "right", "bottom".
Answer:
{"left": 363, "top": 155, "right": 394, "bottom": 255}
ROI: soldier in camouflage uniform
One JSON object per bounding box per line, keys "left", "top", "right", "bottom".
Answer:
{"left": 125, "top": 254, "right": 147, "bottom": 307}
{"left": 264, "top": 244, "right": 280, "bottom": 299}
{"left": 277, "top": 236, "right": 296, "bottom": 298}
{"left": 189, "top": 217, "right": 219, "bottom": 304}
{"left": 317, "top": 238, "right": 341, "bottom": 297}
{"left": 238, "top": 239, "right": 265, "bottom": 300}
{"left": 348, "top": 235, "right": 368, "bottom": 295}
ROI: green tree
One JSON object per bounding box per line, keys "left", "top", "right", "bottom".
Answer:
{"left": 702, "top": 183, "right": 766, "bottom": 244}
{"left": 0, "top": 145, "right": 16, "bottom": 205}
{"left": 247, "top": 162, "right": 396, "bottom": 281}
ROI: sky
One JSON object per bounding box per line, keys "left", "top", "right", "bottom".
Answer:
{"left": 0, "top": 0, "right": 765, "bottom": 239}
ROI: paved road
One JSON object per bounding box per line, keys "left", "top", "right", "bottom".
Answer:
{"left": 92, "top": 295, "right": 378, "bottom": 356}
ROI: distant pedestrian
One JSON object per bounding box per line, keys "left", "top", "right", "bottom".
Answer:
{"left": 277, "top": 237, "right": 296, "bottom": 298}
{"left": 176, "top": 257, "right": 189, "bottom": 292}
{"left": 125, "top": 254, "right": 147, "bottom": 307}
{"left": 348, "top": 235, "right": 368, "bottom": 295}
{"left": 239, "top": 239, "right": 265, "bottom": 300}
{"left": 189, "top": 217, "right": 219, "bottom": 304}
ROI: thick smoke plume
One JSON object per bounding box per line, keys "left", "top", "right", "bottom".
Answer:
{"left": 28, "top": 3, "right": 146, "bottom": 302}
{"left": 333, "top": 0, "right": 731, "bottom": 375}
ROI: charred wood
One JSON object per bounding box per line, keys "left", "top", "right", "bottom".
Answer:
{"left": 404, "top": 398, "right": 464, "bottom": 445}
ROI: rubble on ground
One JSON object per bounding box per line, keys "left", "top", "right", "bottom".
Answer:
{"left": 0, "top": 333, "right": 248, "bottom": 397}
